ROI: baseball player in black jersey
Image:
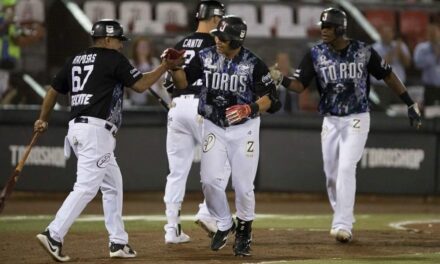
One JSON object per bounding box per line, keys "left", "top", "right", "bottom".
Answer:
{"left": 34, "top": 19, "right": 182, "bottom": 262}
{"left": 271, "top": 8, "right": 422, "bottom": 243}
{"left": 162, "top": 0, "right": 228, "bottom": 244}
{"left": 171, "top": 15, "right": 279, "bottom": 256}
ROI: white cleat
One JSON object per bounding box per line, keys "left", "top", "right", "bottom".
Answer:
{"left": 330, "top": 228, "right": 352, "bottom": 243}
{"left": 195, "top": 218, "right": 218, "bottom": 238}
{"left": 164, "top": 224, "right": 191, "bottom": 244}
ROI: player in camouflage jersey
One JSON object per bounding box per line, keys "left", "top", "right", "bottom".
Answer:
{"left": 271, "top": 8, "right": 422, "bottom": 243}
{"left": 170, "top": 15, "right": 280, "bottom": 256}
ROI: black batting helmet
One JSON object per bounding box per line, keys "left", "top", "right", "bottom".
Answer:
{"left": 195, "top": 0, "right": 225, "bottom": 20}
{"left": 210, "top": 15, "right": 247, "bottom": 49}
{"left": 319, "top": 7, "right": 347, "bottom": 36}
{"left": 91, "top": 19, "right": 128, "bottom": 41}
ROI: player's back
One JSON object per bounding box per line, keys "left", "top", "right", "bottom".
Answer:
{"left": 171, "top": 32, "right": 215, "bottom": 97}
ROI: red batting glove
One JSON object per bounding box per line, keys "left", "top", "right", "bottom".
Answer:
{"left": 225, "top": 104, "right": 251, "bottom": 125}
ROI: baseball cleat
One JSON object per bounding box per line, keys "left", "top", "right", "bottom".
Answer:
{"left": 330, "top": 228, "right": 352, "bottom": 243}
{"left": 211, "top": 222, "right": 236, "bottom": 251}
{"left": 109, "top": 242, "right": 137, "bottom": 258}
{"left": 36, "top": 230, "right": 71, "bottom": 262}
{"left": 164, "top": 224, "right": 191, "bottom": 244}
{"left": 233, "top": 233, "right": 252, "bottom": 256}
{"left": 195, "top": 218, "right": 217, "bottom": 238}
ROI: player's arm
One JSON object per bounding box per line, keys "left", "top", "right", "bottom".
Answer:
{"left": 369, "top": 48, "right": 422, "bottom": 128}
{"left": 132, "top": 56, "right": 184, "bottom": 93}
{"left": 169, "top": 52, "right": 203, "bottom": 89}
{"left": 34, "top": 87, "right": 58, "bottom": 133}
{"left": 270, "top": 51, "right": 314, "bottom": 93}
{"left": 169, "top": 68, "right": 188, "bottom": 89}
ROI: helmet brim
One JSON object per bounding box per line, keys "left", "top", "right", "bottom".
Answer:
{"left": 210, "top": 29, "right": 232, "bottom": 41}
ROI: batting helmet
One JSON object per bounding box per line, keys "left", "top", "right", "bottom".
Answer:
{"left": 210, "top": 15, "right": 247, "bottom": 49}
{"left": 195, "top": 0, "right": 225, "bottom": 20}
{"left": 91, "top": 19, "right": 128, "bottom": 41}
{"left": 319, "top": 7, "right": 347, "bottom": 36}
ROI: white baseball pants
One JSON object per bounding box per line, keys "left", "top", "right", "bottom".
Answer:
{"left": 48, "top": 117, "right": 128, "bottom": 244}
{"left": 321, "top": 112, "right": 370, "bottom": 232}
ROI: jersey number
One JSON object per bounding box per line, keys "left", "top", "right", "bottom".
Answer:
{"left": 72, "top": 65, "right": 94, "bottom": 92}
{"left": 184, "top": 50, "right": 195, "bottom": 65}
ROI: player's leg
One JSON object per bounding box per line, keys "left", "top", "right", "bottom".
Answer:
{"left": 228, "top": 118, "right": 260, "bottom": 256}
{"left": 201, "top": 119, "right": 233, "bottom": 250}
{"left": 332, "top": 113, "right": 370, "bottom": 241}
{"left": 46, "top": 124, "right": 109, "bottom": 242}
{"left": 321, "top": 116, "right": 340, "bottom": 211}
{"left": 163, "top": 101, "right": 195, "bottom": 243}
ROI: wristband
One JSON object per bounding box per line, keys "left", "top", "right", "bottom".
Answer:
{"left": 281, "top": 76, "right": 292, "bottom": 88}
{"left": 399, "top": 91, "right": 414, "bottom": 107}
{"left": 249, "top": 102, "right": 259, "bottom": 115}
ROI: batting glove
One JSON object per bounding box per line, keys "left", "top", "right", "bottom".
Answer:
{"left": 34, "top": 119, "right": 48, "bottom": 133}
{"left": 408, "top": 103, "right": 422, "bottom": 129}
{"left": 225, "top": 104, "right": 252, "bottom": 125}
{"left": 269, "top": 64, "right": 282, "bottom": 90}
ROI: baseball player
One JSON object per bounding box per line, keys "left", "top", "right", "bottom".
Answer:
{"left": 162, "top": 0, "right": 228, "bottom": 244}
{"left": 271, "top": 8, "right": 422, "bottom": 243}
{"left": 170, "top": 15, "right": 280, "bottom": 256}
{"left": 34, "top": 19, "right": 182, "bottom": 262}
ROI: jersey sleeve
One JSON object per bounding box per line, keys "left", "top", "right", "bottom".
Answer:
{"left": 252, "top": 59, "right": 276, "bottom": 97}
{"left": 51, "top": 61, "right": 70, "bottom": 94}
{"left": 367, "top": 47, "right": 392, "bottom": 80}
{"left": 114, "top": 53, "right": 143, "bottom": 87}
{"left": 296, "top": 50, "right": 316, "bottom": 87}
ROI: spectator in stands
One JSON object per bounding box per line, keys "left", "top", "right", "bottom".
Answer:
{"left": 0, "top": 0, "right": 44, "bottom": 104}
{"left": 414, "top": 22, "right": 440, "bottom": 107}
{"left": 372, "top": 25, "right": 411, "bottom": 110}
{"left": 126, "top": 37, "right": 170, "bottom": 106}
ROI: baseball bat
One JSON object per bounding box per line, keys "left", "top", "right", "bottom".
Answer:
{"left": 149, "top": 89, "right": 170, "bottom": 111}
{"left": 0, "top": 132, "right": 40, "bottom": 213}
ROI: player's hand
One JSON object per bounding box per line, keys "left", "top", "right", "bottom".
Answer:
{"left": 161, "top": 48, "right": 185, "bottom": 71}
{"left": 225, "top": 104, "right": 251, "bottom": 125}
{"left": 269, "top": 63, "right": 282, "bottom": 89}
{"left": 34, "top": 119, "right": 48, "bottom": 133}
{"left": 408, "top": 103, "right": 422, "bottom": 129}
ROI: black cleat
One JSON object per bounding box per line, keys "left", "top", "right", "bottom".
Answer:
{"left": 109, "top": 242, "right": 137, "bottom": 258}
{"left": 211, "top": 221, "right": 236, "bottom": 251}
{"left": 36, "top": 230, "right": 70, "bottom": 262}
{"left": 233, "top": 217, "right": 253, "bottom": 256}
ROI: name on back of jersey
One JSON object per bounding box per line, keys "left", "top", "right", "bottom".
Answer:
{"left": 72, "top": 54, "right": 97, "bottom": 64}
{"left": 182, "top": 39, "right": 203, "bottom": 48}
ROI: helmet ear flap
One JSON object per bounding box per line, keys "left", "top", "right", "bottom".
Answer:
{"left": 335, "top": 25, "right": 345, "bottom": 36}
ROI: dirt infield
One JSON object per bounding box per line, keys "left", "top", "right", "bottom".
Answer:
{"left": 1, "top": 192, "right": 440, "bottom": 263}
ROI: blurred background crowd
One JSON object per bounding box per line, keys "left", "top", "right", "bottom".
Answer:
{"left": 1, "top": 0, "right": 440, "bottom": 118}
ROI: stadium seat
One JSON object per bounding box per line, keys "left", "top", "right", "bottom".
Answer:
{"left": 15, "top": 0, "right": 44, "bottom": 23}
{"left": 399, "top": 10, "right": 429, "bottom": 51}
{"left": 364, "top": 9, "right": 396, "bottom": 29}
{"left": 119, "top": 1, "right": 164, "bottom": 34}
{"left": 297, "top": 5, "right": 325, "bottom": 37}
{"left": 83, "top": 0, "right": 116, "bottom": 23}
{"left": 156, "top": 2, "right": 188, "bottom": 33}
{"left": 261, "top": 4, "right": 306, "bottom": 38}
{"left": 227, "top": 3, "right": 270, "bottom": 37}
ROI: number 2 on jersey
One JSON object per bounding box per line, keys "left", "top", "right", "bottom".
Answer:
{"left": 72, "top": 65, "right": 94, "bottom": 92}
{"left": 184, "top": 50, "right": 195, "bottom": 65}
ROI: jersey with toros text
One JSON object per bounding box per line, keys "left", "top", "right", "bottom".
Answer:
{"left": 296, "top": 40, "right": 392, "bottom": 116}
{"left": 51, "top": 47, "right": 142, "bottom": 128}
{"left": 190, "top": 46, "right": 275, "bottom": 127}
{"left": 163, "top": 32, "right": 215, "bottom": 97}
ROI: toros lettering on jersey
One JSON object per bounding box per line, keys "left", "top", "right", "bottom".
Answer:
{"left": 319, "top": 62, "right": 364, "bottom": 82}
{"left": 204, "top": 70, "right": 247, "bottom": 93}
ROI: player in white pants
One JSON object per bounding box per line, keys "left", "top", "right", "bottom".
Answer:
{"left": 271, "top": 8, "right": 421, "bottom": 243}
{"left": 169, "top": 15, "right": 280, "bottom": 256}
{"left": 34, "top": 19, "right": 183, "bottom": 262}
{"left": 162, "top": 1, "right": 228, "bottom": 244}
